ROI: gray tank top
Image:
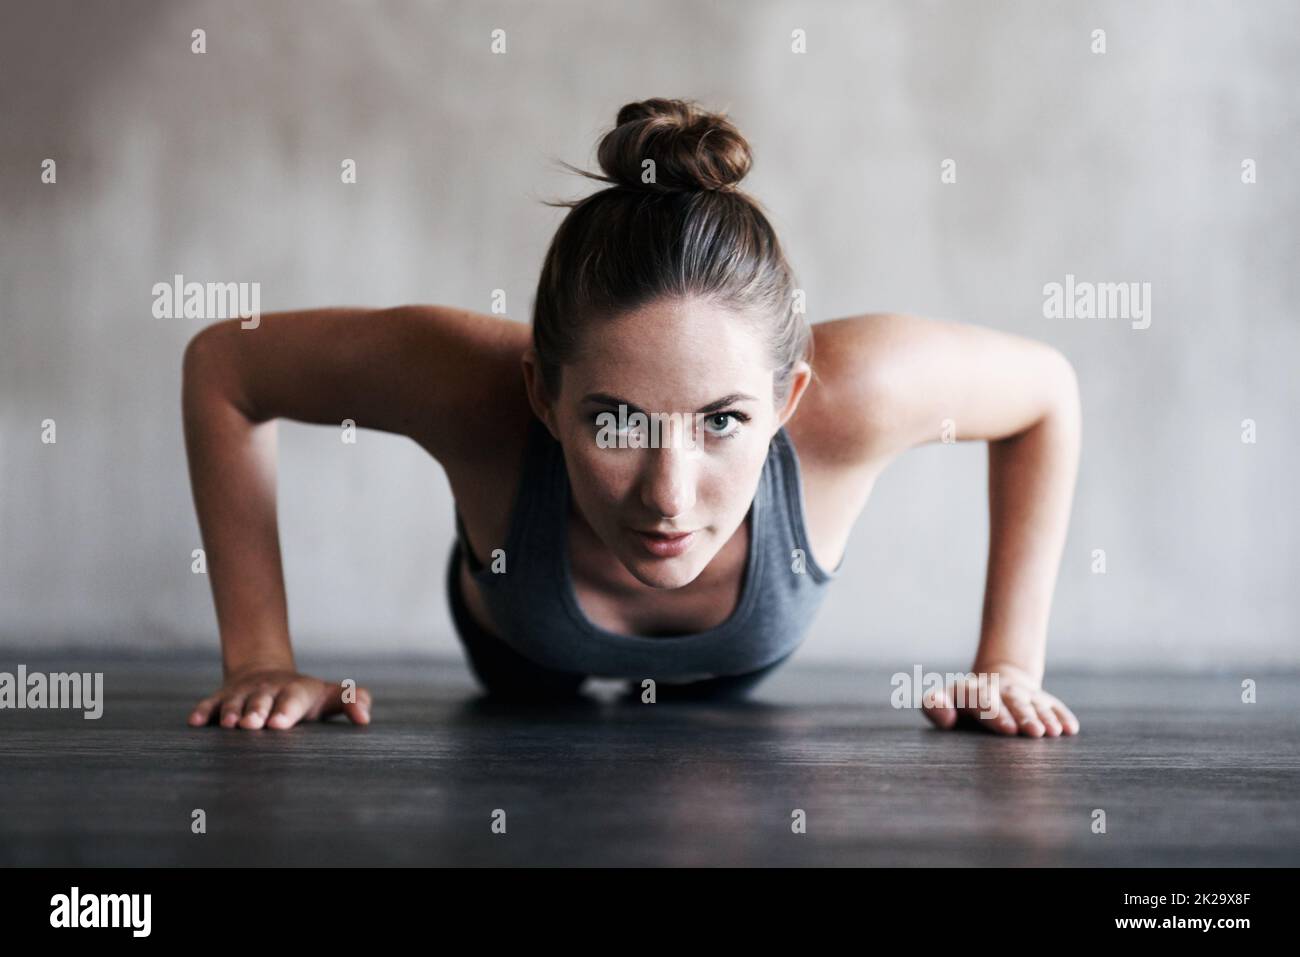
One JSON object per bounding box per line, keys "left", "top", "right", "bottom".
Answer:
{"left": 454, "top": 416, "right": 841, "bottom": 681}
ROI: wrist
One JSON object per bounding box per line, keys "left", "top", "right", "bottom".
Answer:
{"left": 223, "top": 649, "right": 296, "bottom": 680}
{"left": 972, "top": 657, "right": 1043, "bottom": 687}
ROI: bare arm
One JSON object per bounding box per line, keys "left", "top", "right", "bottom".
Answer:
{"left": 806, "top": 313, "right": 1082, "bottom": 735}
{"left": 181, "top": 335, "right": 291, "bottom": 678}
{"left": 180, "top": 303, "right": 522, "bottom": 727}
{"left": 977, "top": 363, "right": 1080, "bottom": 685}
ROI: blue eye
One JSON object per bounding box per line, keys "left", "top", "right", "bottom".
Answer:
{"left": 703, "top": 411, "right": 748, "bottom": 438}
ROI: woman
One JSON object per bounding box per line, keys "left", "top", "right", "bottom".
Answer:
{"left": 182, "top": 98, "right": 1081, "bottom": 737}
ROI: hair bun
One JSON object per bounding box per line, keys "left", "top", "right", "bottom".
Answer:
{"left": 596, "top": 98, "right": 753, "bottom": 194}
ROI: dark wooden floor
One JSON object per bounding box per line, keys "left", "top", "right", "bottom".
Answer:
{"left": 2, "top": 653, "right": 1297, "bottom": 866}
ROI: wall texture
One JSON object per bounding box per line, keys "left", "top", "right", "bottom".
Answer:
{"left": 2, "top": 0, "right": 1296, "bottom": 671}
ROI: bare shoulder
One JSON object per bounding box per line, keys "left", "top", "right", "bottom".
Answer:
{"left": 398, "top": 306, "right": 536, "bottom": 535}
{"left": 397, "top": 304, "right": 534, "bottom": 460}
{"left": 183, "top": 301, "right": 536, "bottom": 566}
{"left": 192, "top": 301, "right": 536, "bottom": 466}
{"left": 785, "top": 311, "right": 1073, "bottom": 470}
{"left": 783, "top": 313, "right": 917, "bottom": 475}
{"left": 778, "top": 315, "right": 917, "bottom": 569}
{"left": 781, "top": 312, "right": 1076, "bottom": 567}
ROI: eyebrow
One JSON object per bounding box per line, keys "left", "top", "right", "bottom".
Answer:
{"left": 580, "top": 392, "right": 758, "bottom": 414}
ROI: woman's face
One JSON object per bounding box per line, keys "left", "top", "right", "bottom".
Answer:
{"left": 528, "top": 297, "right": 808, "bottom": 590}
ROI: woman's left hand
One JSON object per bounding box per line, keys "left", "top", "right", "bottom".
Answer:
{"left": 921, "top": 662, "right": 1080, "bottom": 737}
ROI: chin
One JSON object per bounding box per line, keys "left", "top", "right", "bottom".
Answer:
{"left": 621, "top": 553, "right": 704, "bottom": 590}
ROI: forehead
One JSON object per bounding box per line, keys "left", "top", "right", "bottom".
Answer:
{"left": 569, "top": 298, "right": 769, "bottom": 389}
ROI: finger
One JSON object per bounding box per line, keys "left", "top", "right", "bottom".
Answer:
{"left": 219, "top": 694, "right": 248, "bottom": 729}
{"left": 951, "top": 675, "right": 1008, "bottom": 731}
{"left": 1005, "top": 696, "right": 1045, "bottom": 737}
{"left": 920, "top": 684, "right": 957, "bottom": 730}
{"left": 188, "top": 695, "right": 220, "bottom": 726}
{"left": 239, "top": 690, "right": 277, "bottom": 730}
{"left": 1051, "top": 701, "right": 1081, "bottom": 735}
{"left": 266, "top": 685, "right": 314, "bottom": 729}
{"left": 322, "top": 683, "right": 372, "bottom": 725}
{"left": 1033, "top": 698, "right": 1063, "bottom": 736}
{"left": 947, "top": 675, "right": 1015, "bottom": 734}
{"left": 342, "top": 693, "right": 371, "bottom": 726}
{"left": 342, "top": 686, "right": 373, "bottom": 725}
{"left": 972, "top": 692, "right": 1018, "bottom": 735}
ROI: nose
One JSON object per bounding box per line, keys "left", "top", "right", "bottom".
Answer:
{"left": 638, "top": 444, "right": 697, "bottom": 520}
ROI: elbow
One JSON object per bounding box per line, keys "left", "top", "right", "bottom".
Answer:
{"left": 182, "top": 320, "right": 232, "bottom": 377}
{"left": 181, "top": 321, "right": 243, "bottom": 418}
{"left": 1045, "top": 348, "right": 1082, "bottom": 447}
{"left": 182, "top": 325, "right": 219, "bottom": 403}
{"left": 1052, "top": 349, "right": 1080, "bottom": 413}
{"left": 181, "top": 325, "right": 211, "bottom": 380}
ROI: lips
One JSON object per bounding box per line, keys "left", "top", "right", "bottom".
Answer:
{"left": 629, "top": 527, "right": 697, "bottom": 558}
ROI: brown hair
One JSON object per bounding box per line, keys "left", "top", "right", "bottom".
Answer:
{"left": 532, "top": 97, "right": 812, "bottom": 403}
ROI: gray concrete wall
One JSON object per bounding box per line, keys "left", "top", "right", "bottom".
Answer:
{"left": 2, "top": 0, "right": 1296, "bottom": 670}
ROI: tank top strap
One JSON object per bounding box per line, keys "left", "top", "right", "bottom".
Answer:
{"left": 769, "top": 426, "right": 843, "bottom": 582}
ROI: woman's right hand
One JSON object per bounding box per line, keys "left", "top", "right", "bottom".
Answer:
{"left": 187, "top": 666, "right": 373, "bottom": 730}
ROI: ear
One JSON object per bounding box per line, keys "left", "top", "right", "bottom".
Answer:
{"left": 774, "top": 360, "right": 813, "bottom": 430}
{"left": 520, "top": 347, "right": 559, "bottom": 438}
